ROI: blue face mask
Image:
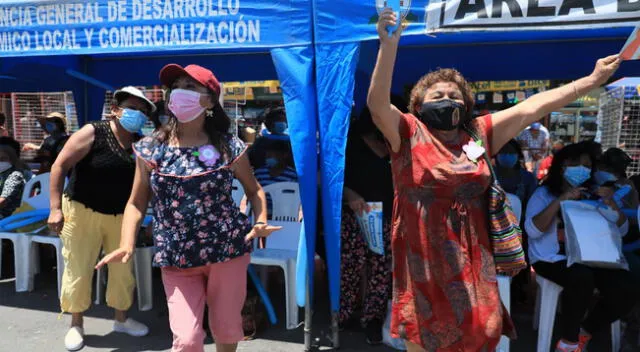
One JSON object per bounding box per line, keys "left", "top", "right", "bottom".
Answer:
{"left": 119, "top": 108, "right": 147, "bottom": 133}
{"left": 594, "top": 170, "right": 618, "bottom": 185}
{"left": 271, "top": 121, "right": 288, "bottom": 135}
{"left": 265, "top": 157, "right": 279, "bottom": 168}
{"left": 496, "top": 153, "right": 518, "bottom": 168}
{"left": 158, "top": 115, "right": 170, "bottom": 126}
{"left": 45, "top": 121, "right": 58, "bottom": 134}
{"left": 563, "top": 165, "right": 592, "bottom": 187}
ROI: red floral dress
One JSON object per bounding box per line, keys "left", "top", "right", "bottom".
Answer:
{"left": 389, "top": 113, "right": 515, "bottom": 351}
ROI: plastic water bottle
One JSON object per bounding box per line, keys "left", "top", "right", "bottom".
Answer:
{"left": 387, "top": 0, "right": 400, "bottom": 38}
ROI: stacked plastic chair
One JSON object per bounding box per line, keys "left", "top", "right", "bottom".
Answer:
{"left": 0, "top": 173, "right": 53, "bottom": 293}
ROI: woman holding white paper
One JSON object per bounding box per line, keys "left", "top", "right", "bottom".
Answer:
{"left": 339, "top": 101, "right": 401, "bottom": 345}
{"left": 368, "top": 7, "right": 621, "bottom": 352}
{"left": 525, "top": 142, "right": 638, "bottom": 352}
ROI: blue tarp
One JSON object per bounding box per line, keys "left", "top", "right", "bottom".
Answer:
{"left": 3, "top": 0, "right": 640, "bottom": 327}
{"left": 0, "top": 0, "right": 319, "bottom": 310}
{"left": 313, "top": 0, "right": 640, "bottom": 315}
{"left": 607, "top": 77, "right": 640, "bottom": 98}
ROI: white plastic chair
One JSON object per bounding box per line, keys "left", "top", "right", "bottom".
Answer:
{"left": 496, "top": 193, "right": 523, "bottom": 352}
{"left": 533, "top": 275, "right": 620, "bottom": 352}
{"left": 25, "top": 175, "right": 71, "bottom": 298}
{"left": 250, "top": 220, "right": 302, "bottom": 329}
{"left": 231, "top": 179, "right": 250, "bottom": 215}
{"left": 0, "top": 173, "right": 52, "bottom": 293}
{"left": 232, "top": 179, "right": 245, "bottom": 207}
{"left": 95, "top": 248, "right": 155, "bottom": 311}
{"left": 262, "top": 182, "right": 301, "bottom": 222}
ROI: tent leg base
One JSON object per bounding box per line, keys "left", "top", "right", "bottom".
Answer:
{"left": 304, "top": 284, "right": 313, "bottom": 352}
{"left": 330, "top": 312, "right": 340, "bottom": 349}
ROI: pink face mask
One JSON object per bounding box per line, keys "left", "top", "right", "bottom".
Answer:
{"left": 168, "top": 89, "right": 206, "bottom": 123}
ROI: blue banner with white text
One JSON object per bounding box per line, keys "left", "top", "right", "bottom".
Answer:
{"left": 0, "top": 0, "right": 312, "bottom": 57}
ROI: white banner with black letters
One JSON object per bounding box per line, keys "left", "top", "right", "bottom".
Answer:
{"left": 425, "top": 0, "right": 640, "bottom": 32}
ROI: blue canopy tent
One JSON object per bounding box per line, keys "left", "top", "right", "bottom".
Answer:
{"left": 312, "top": 0, "right": 640, "bottom": 347}
{"left": 0, "top": 0, "right": 319, "bottom": 333}
{"left": 606, "top": 77, "right": 640, "bottom": 98}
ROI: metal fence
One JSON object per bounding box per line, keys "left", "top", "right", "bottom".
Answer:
{"left": 10, "top": 91, "right": 79, "bottom": 160}
{"left": 598, "top": 86, "right": 640, "bottom": 176}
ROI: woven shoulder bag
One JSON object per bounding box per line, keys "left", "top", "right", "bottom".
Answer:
{"left": 465, "top": 126, "right": 527, "bottom": 277}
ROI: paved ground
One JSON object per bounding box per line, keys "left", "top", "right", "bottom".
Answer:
{"left": 0, "top": 260, "right": 629, "bottom": 352}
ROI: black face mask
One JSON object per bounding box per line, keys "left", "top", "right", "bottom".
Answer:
{"left": 418, "top": 99, "right": 466, "bottom": 131}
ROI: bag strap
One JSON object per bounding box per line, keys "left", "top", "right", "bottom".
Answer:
{"left": 462, "top": 125, "right": 497, "bottom": 183}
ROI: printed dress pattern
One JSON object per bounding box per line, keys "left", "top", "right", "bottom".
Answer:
{"left": 134, "top": 135, "right": 252, "bottom": 269}
{"left": 389, "top": 114, "right": 515, "bottom": 351}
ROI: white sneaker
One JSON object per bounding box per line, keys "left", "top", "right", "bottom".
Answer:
{"left": 64, "top": 327, "right": 84, "bottom": 351}
{"left": 113, "top": 318, "right": 149, "bottom": 337}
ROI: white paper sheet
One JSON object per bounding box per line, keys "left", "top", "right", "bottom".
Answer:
{"left": 356, "top": 202, "right": 384, "bottom": 255}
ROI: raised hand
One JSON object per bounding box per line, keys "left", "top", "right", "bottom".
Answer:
{"left": 377, "top": 8, "right": 404, "bottom": 44}
{"left": 590, "top": 55, "right": 621, "bottom": 86}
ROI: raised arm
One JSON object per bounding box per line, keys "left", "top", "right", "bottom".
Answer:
{"left": 490, "top": 55, "right": 621, "bottom": 155}
{"left": 367, "top": 8, "right": 405, "bottom": 153}
{"left": 47, "top": 124, "right": 95, "bottom": 234}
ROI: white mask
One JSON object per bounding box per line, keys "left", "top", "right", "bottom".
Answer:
{"left": 0, "top": 161, "right": 12, "bottom": 173}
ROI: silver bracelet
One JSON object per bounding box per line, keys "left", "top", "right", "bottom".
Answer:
{"left": 572, "top": 81, "right": 580, "bottom": 100}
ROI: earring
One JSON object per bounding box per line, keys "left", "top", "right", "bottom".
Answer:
{"left": 206, "top": 109, "right": 214, "bottom": 117}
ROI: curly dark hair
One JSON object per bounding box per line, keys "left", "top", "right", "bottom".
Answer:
{"left": 601, "top": 147, "right": 632, "bottom": 178}
{"left": 409, "top": 68, "right": 475, "bottom": 119}
{"left": 0, "top": 136, "right": 21, "bottom": 158}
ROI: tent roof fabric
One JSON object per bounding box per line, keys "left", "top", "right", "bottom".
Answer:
{"left": 608, "top": 77, "right": 640, "bottom": 89}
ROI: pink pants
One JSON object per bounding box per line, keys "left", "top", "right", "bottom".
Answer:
{"left": 161, "top": 255, "right": 250, "bottom": 352}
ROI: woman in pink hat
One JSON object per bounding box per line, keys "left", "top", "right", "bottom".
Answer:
{"left": 98, "top": 64, "right": 279, "bottom": 352}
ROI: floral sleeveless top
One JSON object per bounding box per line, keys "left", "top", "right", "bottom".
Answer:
{"left": 134, "top": 135, "right": 252, "bottom": 269}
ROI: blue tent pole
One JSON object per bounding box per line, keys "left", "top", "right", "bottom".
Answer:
{"left": 271, "top": 46, "right": 318, "bottom": 346}
{"left": 315, "top": 41, "right": 360, "bottom": 349}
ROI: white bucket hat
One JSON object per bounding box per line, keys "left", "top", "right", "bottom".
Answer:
{"left": 114, "top": 86, "right": 157, "bottom": 114}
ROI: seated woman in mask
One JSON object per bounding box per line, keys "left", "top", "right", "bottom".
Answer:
{"left": 23, "top": 112, "right": 70, "bottom": 174}
{"left": 253, "top": 140, "right": 298, "bottom": 219}
{"left": 595, "top": 148, "right": 640, "bottom": 348}
{"left": 495, "top": 139, "right": 538, "bottom": 210}
{"left": 525, "top": 142, "right": 638, "bottom": 352}
{"left": 594, "top": 147, "right": 639, "bottom": 209}
{"left": 249, "top": 107, "right": 292, "bottom": 169}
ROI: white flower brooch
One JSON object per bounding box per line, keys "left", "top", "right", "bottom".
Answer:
{"left": 462, "top": 140, "right": 485, "bottom": 163}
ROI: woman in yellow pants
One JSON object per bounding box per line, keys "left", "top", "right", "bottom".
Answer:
{"left": 48, "top": 86, "right": 156, "bottom": 351}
